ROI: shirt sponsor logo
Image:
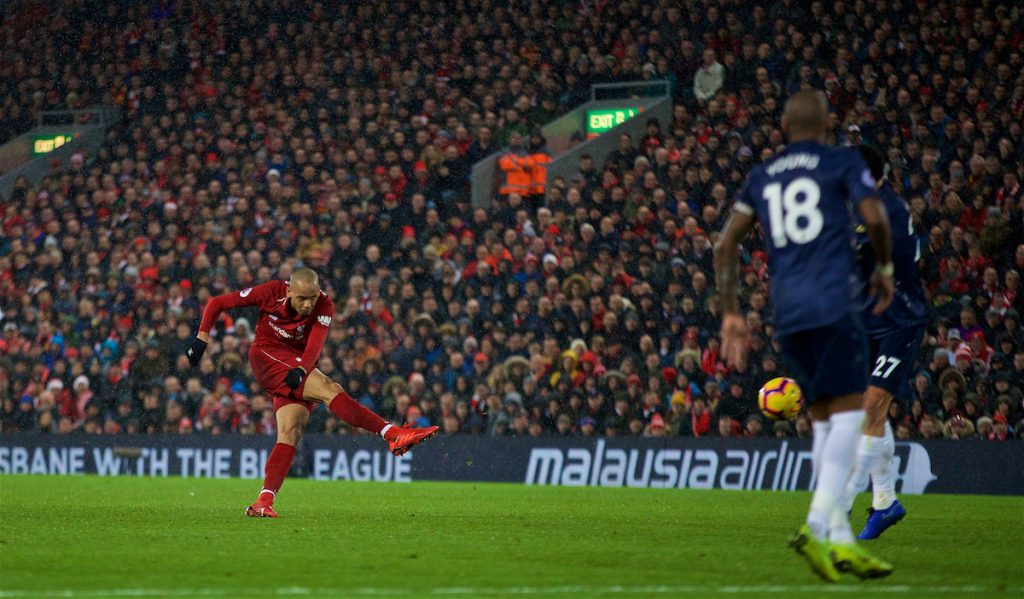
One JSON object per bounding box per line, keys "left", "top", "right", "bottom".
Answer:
{"left": 317, "top": 315, "right": 332, "bottom": 327}
{"left": 268, "top": 315, "right": 278, "bottom": 321}
{"left": 268, "top": 322, "right": 293, "bottom": 339}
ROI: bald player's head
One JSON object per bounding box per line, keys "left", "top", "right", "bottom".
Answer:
{"left": 290, "top": 267, "right": 319, "bottom": 288}
{"left": 781, "top": 90, "right": 829, "bottom": 142}
{"left": 288, "top": 268, "right": 320, "bottom": 315}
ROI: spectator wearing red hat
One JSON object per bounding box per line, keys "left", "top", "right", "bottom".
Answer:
{"left": 578, "top": 351, "right": 605, "bottom": 380}
{"left": 644, "top": 412, "right": 669, "bottom": 436}
{"left": 953, "top": 344, "right": 976, "bottom": 373}
{"left": 472, "top": 352, "right": 491, "bottom": 379}
{"left": 746, "top": 250, "right": 769, "bottom": 280}
{"left": 661, "top": 367, "right": 678, "bottom": 387}
{"left": 967, "top": 331, "right": 994, "bottom": 370}
{"left": 988, "top": 413, "right": 1010, "bottom": 441}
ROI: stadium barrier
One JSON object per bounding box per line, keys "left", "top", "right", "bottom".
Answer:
{"left": 1, "top": 435, "right": 1021, "bottom": 495}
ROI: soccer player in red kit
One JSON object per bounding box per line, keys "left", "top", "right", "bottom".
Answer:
{"left": 186, "top": 268, "right": 438, "bottom": 518}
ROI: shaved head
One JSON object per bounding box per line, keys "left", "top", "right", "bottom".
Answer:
{"left": 288, "top": 268, "right": 320, "bottom": 315}
{"left": 782, "top": 90, "right": 829, "bottom": 141}
{"left": 290, "top": 267, "right": 319, "bottom": 290}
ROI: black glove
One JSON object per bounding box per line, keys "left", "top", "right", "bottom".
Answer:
{"left": 186, "top": 338, "right": 208, "bottom": 367}
{"left": 284, "top": 367, "right": 306, "bottom": 390}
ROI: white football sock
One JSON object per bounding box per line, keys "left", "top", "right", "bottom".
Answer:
{"left": 871, "top": 421, "right": 898, "bottom": 510}
{"left": 808, "top": 410, "right": 864, "bottom": 543}
{"left": 380, "top": 423, "right": 394, "bottom": 439}
{"left": 811, "top": 420, "right": 832, "bottom": 485}
{"left": 841, "top": 432, "right": 883, "bottom": 513}
{"left": 832, "top": 432, "right": 882, "bottom": 541}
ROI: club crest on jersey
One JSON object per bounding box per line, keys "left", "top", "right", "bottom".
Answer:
{"left": 240, "top": 287, "right": 253, "bottom": 298}
{"left": 317, "top": 315, "right": 332, "bottom": 327}
{"left": 296, "top": 325, "right": 305, "bottom": 334}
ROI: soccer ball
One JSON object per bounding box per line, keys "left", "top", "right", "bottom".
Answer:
{"left": 758, "top": 377, "right": 803, "bottom": 421}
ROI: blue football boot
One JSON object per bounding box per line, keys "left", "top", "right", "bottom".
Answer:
{"left": 857, "top": 499, "right": 906, "bottom": 540}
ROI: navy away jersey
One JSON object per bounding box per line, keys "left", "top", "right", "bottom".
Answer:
{"left": 856, "top": 182, "right": 928, "bottom": 336}
{"left": 734, "top": 141, "right": 875, "bottom": 335}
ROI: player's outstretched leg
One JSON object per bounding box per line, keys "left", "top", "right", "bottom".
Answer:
{"left": 794, "top": 400, "right": 866, "bottom": 582}
{"left": 304, "top": 369, "right": 438, "bottom": 455}
{"left": 859, "top": 421, "right": 905, "bottom": 539}
{"left": 246, "top": 403, "right": 308, "bottom": 518}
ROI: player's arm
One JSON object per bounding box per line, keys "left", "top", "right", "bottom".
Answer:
{"left": 714, "top": 202, "right": 757, "bottom": 369}
{"left": 299, "top": 297, "right": 333, "bottom": 372}
{"left": 187, "top": 282, "right": 276, "bottom": 366}
{"left": 845, "top": 149, "right": 894, "bottom": 315}
{"left": 285, "top": 297, "right": 335, "bottom": 390}
{"left": 858, "top": 197, "right": 894, "bottom": 314}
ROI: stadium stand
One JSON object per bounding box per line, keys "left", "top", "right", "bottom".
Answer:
{"left": 1, "top": 0, "right": 1022, "bottom": 441}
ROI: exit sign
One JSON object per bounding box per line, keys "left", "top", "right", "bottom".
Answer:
{"left": 32, "top": 134, "right": 75, "bottom": 155}
{"left": 586, "top": 107, "right": 642, "bottom": 139}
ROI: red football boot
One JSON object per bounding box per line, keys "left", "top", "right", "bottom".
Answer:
{"left": 245, "top": 502, "right": 278, "bottom": 518}
{"left": 386, "top": 425, "right": 439, "bottom": 456}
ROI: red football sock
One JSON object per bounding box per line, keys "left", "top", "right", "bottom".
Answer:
{"left": 258, "top": 442, "right": 296, "bottom": 505}
{"left": 329, "top": 391, "right": 390, "bottom": 437}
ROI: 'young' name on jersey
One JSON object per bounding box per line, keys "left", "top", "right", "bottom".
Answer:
{"left": 734, "top": 141, "right": 876, "bottom": 335}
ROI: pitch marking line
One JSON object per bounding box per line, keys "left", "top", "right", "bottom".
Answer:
{"left": 1, "top": 585, "right": 1019, "bottom": 597}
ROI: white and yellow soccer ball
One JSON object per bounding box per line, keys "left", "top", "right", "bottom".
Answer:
{"left": 757, "top": 377, "right": 803, "bottom": 421}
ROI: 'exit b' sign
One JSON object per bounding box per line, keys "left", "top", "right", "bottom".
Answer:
{"left": 586, "top": 108, "right": 641, "bottom": 139}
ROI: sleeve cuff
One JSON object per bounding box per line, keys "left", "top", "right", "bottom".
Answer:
{"left": 732, "top": 202, "right": 754, "bottom": 216}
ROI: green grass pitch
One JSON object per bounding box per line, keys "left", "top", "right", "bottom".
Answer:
{"left": 1, "top": 476, "right": 1021, "bottom": 598}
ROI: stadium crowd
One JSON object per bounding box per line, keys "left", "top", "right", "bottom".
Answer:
{"left": 1, "top": 0, "right": 1023, "bottom": 442}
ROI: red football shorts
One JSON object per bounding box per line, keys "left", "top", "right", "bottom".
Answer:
{"left": 249, "top": 345, "right": 316, "bottom": 413}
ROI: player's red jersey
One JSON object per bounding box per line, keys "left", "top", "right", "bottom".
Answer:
{"left": 199, "top": 280, "right": 334, "bottom": 368}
